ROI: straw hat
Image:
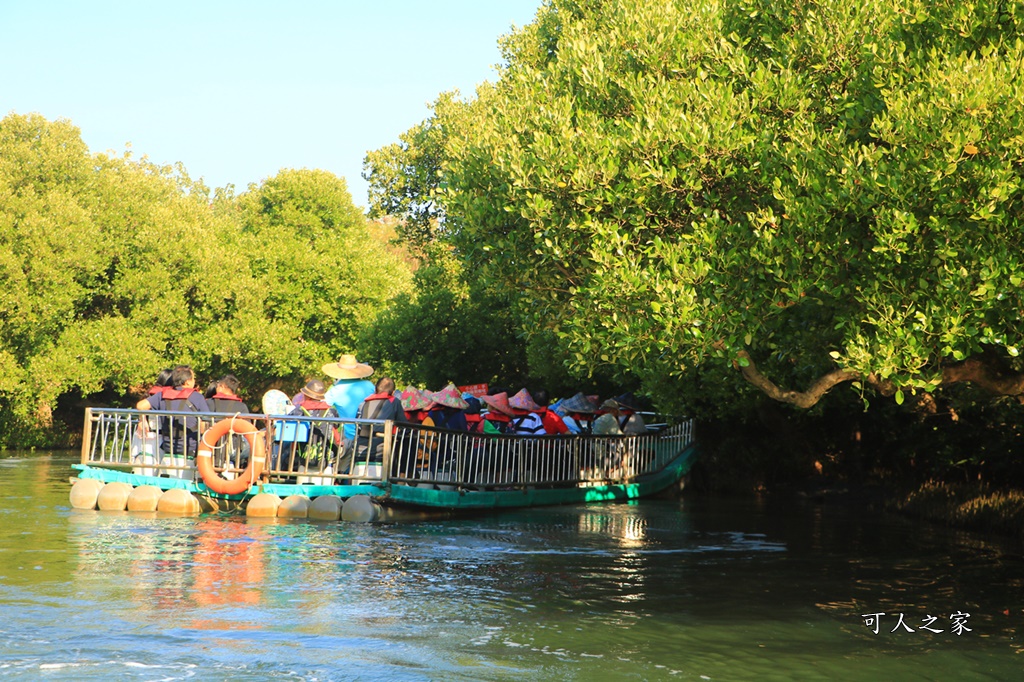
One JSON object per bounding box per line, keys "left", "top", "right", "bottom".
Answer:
{"left": 400, "top": 387, "right": 436, "bottom": 412}
{"left": 599, "top": 398, "right": 621, "bottom": 412}
{"left": 509, "top": 388, "right": 541, "bottom": 412}
{"left": 322, "top": 354, "right": 374, "bottom": 379}
{"left": 561, "top": 392, "right": 598, "bottom": 414}
{"left": 480, "top": 392, "right": 515, "bottom": 417}
{"left": 300, "top": 379, "right": 326, "bottom": 401}
{"left": 431, "top": 383, "right": 469, "bottom": 410}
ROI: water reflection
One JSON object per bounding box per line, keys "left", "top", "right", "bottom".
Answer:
{"left": 3, "top": 453, "right": 1024, "bottom": 680}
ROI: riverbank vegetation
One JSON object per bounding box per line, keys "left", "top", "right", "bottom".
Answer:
{"left": 0, "top": 113, "right": 413, "bottom": 447}
{"left": 4, "top": 0, "right": 1024, "bottom": 527}
{"left": 362, "top": 0, "right": 1024, "bottom": 499}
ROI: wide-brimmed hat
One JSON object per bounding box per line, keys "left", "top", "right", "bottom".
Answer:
{"left": 615, "top": 392, "right": 641, "bottom": 412}
{"left": 561, "top": 392, "right": 598, "bottom": 414}
{"left": 322, "top": 354, "right": 374, "bottom": 379}
{"left": 509, "top": 388, "right": 541, "bottom": 412}
{"left": 400, "top": 387, "right": 436, "bottom": 412}
{"left": 431, "top": 383, "right": 469, "bottom": 410}
{"left": 480, "top": 392, "right": 515, "bottom": 417}
{"left": 301, "top": 379, "right": 326, "bottom": 401}
{"left": 599, "top": 398, "right": 621, "bottom": 412}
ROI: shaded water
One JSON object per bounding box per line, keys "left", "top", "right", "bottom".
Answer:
{"left": 0, "top": 451, "right": 1021, "bottom": 680}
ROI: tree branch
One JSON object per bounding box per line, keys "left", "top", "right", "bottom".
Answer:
{"left": 735, "top": 350, "right": 860, "bottom": 408}
{"left": 735, "top": 351, "right": 1024, "bottom": 409}
{"left": 942, "top": 356, "right": 1024, "bottom": 395}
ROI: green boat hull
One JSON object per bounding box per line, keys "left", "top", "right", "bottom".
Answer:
{"left": 71, "top": 442, "right": 697, "bottom": 512}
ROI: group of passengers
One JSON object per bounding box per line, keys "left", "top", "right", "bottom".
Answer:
{"left": 397, "top": 384, "right": 648, "bottom": 438}
{"left": 131, "top": 355, "right": 649, "bottom": 473}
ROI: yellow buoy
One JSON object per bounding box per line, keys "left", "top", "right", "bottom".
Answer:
{"left": 308, "top": 495, "right": 343, "bottom": 521}
{"left": 341, "top": 495, "right": 380, "bottom": 523}
{"left": 126, "top": 485, "right": 163, "bottom": 512}
{"left": 245, "top": 492, "right": 282, "bottom": 518}
{"left": 70, "top": 479, "right": 104, "bottom": 510}
{"left": 278, "top": 494, "right": 310, "bottom": 518}
{"left": 97, "top": 482, "right": 133, "bottom": 511}
{"left": 157, "top": 488, "right": 201, "bottom": 515}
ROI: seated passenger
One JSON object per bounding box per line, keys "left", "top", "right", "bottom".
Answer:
{"left": 136, "top": 365, "right": 210, "bottom": 457}
{"left": 205, "top": 374, "right": 250, "bottom": 413}
{"left": 509, "top": 389, "right": 545, "bottom": 435}
{"left": 615, "top": 393, "right": 649, "bottom": 435}
{"left": 557, "top": 392, "right": 599, "bottom": 434}
{"left": 399, "top": 387, "right": 436, "bottom": 424}
{"left": 281, "top": 379, "right": 340, "bottom": 473}
{"left": 480, "top": 392, "right": 516, "bottom": 434}
{"left": 356, "top": 377, "right": 409, "bottom": 462}
{"left": 426, "top": 383, "right": 469, "bottom": 431}
{"left": 532, "top": 389, "right": 569, "bottom": 435}
{"left": 592, "top": 399, "right": 625, "bottom": 436}
{"left": 323, "top": 354, "right": 376, "bottom": 444}
{"left": 148, "top": 368, "right": 173, "bottom": 396}
{"left": 464, "top": 396, "right": 484, "bottom": 433}
{"left": 202, "top": 374, "right": 251, "bottom": 470}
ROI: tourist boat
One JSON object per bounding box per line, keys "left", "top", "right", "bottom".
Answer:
{"left": 70, "top": 407, "right": 697, "bottom": 520}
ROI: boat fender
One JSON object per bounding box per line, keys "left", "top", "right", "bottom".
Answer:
{"left": 197, "top": 417, "right": 265, "bottom": 495}
{"left": 341, "top": 494, "right": 380, "bottom": 523}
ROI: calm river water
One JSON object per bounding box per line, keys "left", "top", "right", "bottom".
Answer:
{"left": 0, "top": 451, "right": 1021, "bottom": 680}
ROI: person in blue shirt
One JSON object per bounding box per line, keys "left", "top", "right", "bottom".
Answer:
{"left": 322, "top": 354, "right": 375, "bottom": 443}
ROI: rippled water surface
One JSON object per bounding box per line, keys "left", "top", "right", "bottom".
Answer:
{"left": 1, "top": 452, "right": 1021, "bottom": 680}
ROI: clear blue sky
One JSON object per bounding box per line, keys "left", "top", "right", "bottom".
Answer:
{"left": 0, "top": 0, "right": 542, "bottom": 208}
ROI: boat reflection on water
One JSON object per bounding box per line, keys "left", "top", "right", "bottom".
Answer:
{"left": 192, "top": 520, "right": 265, "bottom": 607}
{"left": 68, "top": 512, "right": 270, "bottom": 629}
{"left": 576, "top": 504, "right": 651, "bottom": 548}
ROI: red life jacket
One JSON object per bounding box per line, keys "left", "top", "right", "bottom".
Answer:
{"left": 539, "top": 407, "right": 569, "bottom": 435}
{"left": 162, "top": 387, "right": 196, "bottom": 401}
{"left": 466, "top": 413, "right": 483, "bottom": 433}
{"left": 301, "top": 399, "right": 332, "bottom": 412}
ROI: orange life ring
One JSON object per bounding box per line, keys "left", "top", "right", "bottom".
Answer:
{"left": 197, "top": 418, "right": 265, "bottom": 495}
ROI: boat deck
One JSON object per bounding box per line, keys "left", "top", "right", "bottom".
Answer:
{"left": 75, "top": 407, "right": 696, "bottom": 509}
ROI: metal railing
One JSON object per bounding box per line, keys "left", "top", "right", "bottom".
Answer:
{"left": 81, "top": 408, "right": 694, "bottom": 491}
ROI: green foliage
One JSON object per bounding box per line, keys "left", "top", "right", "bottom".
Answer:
{"left": 357, "top": 249, "right": 530, "bottom": 389}
{"left": 377, "top": 0, "right": 1024, "bottom": 414}
{"left": 363, "top": 92, "right": 467, "bottom": 254}
{"left": 0, "top": 113, "right": 414, "bottom": 446}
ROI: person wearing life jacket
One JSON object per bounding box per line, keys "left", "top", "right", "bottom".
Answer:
{"left": 592, "top": 398, "right": 625, "bottom": 436}
{"left": 205, "top": 375, "right": 250, "bottom": 413}
{"left": 479, "top": 392, "right": 516, "bottom": 434}
{"left": 203, "top": 375, "right": 251, "bottom": 471}
{"left": 614, "top": 392, "right": 649, "bottom": 435}
{"left": 425, "top": 383, "right": 470, "bottom": 431}
{"left": 399, "top": 387, "right": 436, "bottom": 424}
{"left": 509, "top": 389, "right": 545, "bottom": 436}
{"left": 136, "top": 365, "right": 209, "bottom": 457}
{"left": 556, "top": 392, "right": 599, "bottom": 434}
{"left": 148, "top": 368, "right": 173, "bottom": 396}
{"left": 355, "top": 377, "right": 408, "bottom": 462}
{"left": 464, "top": 397, "right": 485, "bottom": 433}
{"left": 283, "top": 379, "right": 340, "bottom": 473}
{"left": 531, "top": 389, "right": 569, "bottom": 435}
